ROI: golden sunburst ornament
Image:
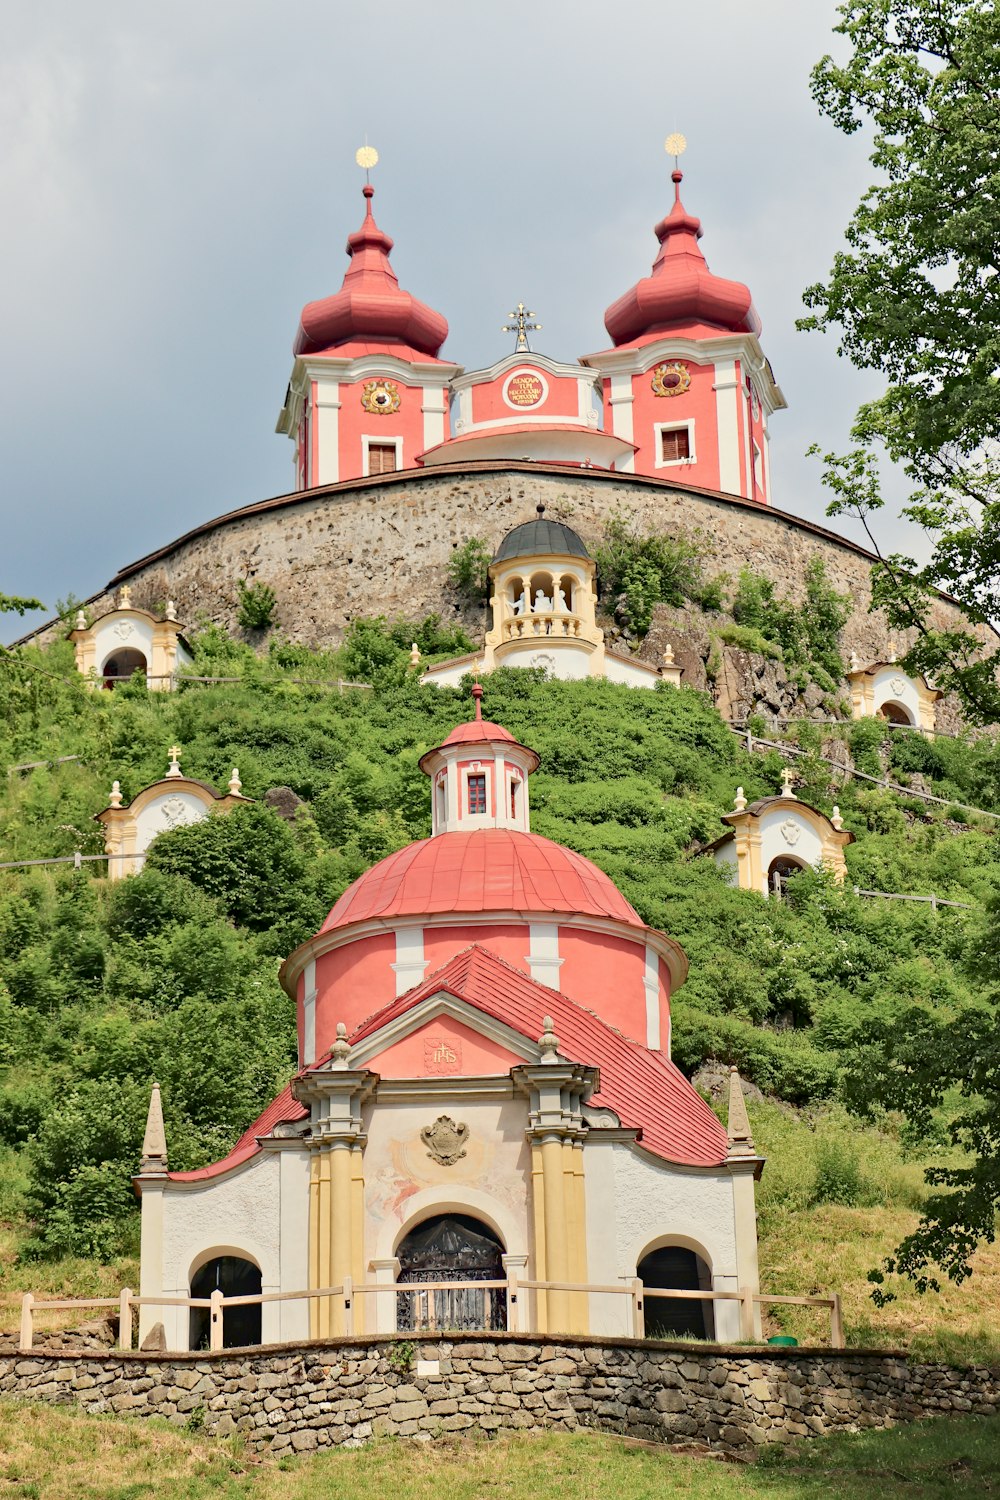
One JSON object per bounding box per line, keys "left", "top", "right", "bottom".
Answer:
{"left": 652, "top": 362, "right": 691, "bottom": 398}
{"left": 664, "top": 132, "right": 687, "bottom": 160}
{"left": 355, "top": 145, "right": 379, "bottom": 171}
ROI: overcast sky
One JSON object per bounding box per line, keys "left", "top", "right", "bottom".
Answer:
{"left": 2, "top": 0, "right": 916, "bottom": 637}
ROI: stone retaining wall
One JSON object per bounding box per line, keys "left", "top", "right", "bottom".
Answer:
{"left": 20, "top": 463, "right": 969, "bottom": 658}
{"left": 2, "top": 1334, "right": 997, "bottom": 1455}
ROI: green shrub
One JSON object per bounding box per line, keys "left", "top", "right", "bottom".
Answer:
{"left": 235, "top": 579, "right": 277, "bottom": 631}
{"left": 716, "top": 623, "right": 782, "bottom": 659}
{"left": 595, "top": 512, "right": 716, "bottom": 637}
{"left": 732, "top": 558, "right": 850, "bottom": 681}
{"left": 811, "top": 1138, "right": 866, "bottom": 1206}
{"left": 447, "top": 538, "right": 492, "bottom": 602}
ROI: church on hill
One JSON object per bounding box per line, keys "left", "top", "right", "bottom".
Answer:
{"left": 135, "top": 686, "right": 764, "bottom": 1351}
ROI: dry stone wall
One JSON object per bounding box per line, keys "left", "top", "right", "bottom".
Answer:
{"left": 34, "top": 463, "right": 968, "bottom": 663}
{"left": 2, "top": 1334, "right": 997, "bottom": 1456}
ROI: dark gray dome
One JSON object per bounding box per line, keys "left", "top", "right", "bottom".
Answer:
{"left": 493, "top": 516, "right": 590, "bottom": 564}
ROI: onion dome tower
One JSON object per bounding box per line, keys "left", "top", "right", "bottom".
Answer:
{"left": 276, "top": 153, "right": 460, "bottom": 489}
{"left": 582, "top": 142, "right": 786, "bottom": 499}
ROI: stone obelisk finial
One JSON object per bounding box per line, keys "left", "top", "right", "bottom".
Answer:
{"left": 140, "top": 1083, "right": 168, "bottom": 1175}
{"left": 726, "top": 1066, "right": 756, "bottom": 1159}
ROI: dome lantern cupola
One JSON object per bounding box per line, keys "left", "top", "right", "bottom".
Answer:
{"left": 418, "top": 684, "right": 540, "bottom": 835}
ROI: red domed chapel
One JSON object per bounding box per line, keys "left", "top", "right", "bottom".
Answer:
{"left": 136, "top": 687, "right": 763, "bottom": 1350}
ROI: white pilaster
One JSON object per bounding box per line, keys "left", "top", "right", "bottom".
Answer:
{"left": 392, "top": 926, "right": 427, "bottom": 996}
{"left": 422, "top": 387, "right": 448, "bottom": 450}
{"left": 713, "top": 359, "right": 741, "bottom": 497}
{"left": 643, "top": 944, "right": 661, "bottom": 1051}
{"left": 302, "top": 959, "right": 317, "bottom": 1067}
{"left": 314, "top": 381, "right": 341, "bottom": 486}
{"left": 608, "top": 376, "right": 635, "bottom": 471}
{"left": 527, "top": 923, "right": 563, "bottom": 988}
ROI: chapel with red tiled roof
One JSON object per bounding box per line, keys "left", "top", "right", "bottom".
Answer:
{"left": 135, "top": 688, "right": 765, "bottom": 1352}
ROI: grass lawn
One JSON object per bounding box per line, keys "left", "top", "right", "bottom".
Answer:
{"left": 0, "top": 1408, "right": 998, "bottom": 1500}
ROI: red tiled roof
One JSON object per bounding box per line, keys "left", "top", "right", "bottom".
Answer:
{"left": 167, "top": 1083, "right": 307, "bottom": 1182}
{"left": 319, "top": 829, "right": 644, "bottom": 934}
{"left": 441, "top": 718, "right": 517, "bottom": 748}
{"left": 352, "top": 945, "right": 728, "bottom": 1168}
{"left": 170, "top": 944, "right": 727, "bottom": 1181}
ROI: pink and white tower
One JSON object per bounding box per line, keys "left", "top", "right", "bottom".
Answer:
{"left": 583, "top": 148, "right": 786, "bottom": 500}
{"left": 276, "top": 162, "right": 460, "bottom": 488}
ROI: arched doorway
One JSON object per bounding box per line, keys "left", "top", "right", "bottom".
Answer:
{"left": 639, "top": 1244, "right": 715, "bottom": 1341}
{"left": 878, "top": 700, "right": 913, "bottom": 726}
{"left": 102, "top": 648, "right": 147, "bottom": 689}
{"left": 189, "top": 1255, "right": 262, "bottom": 1349}
{"left": 767, "top": 855, "right": 805, "bottom": 899}
{"left": 396, "top": 1214, "right": 506, "bottom": 1333}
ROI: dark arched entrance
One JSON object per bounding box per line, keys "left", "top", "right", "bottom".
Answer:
{"left": 189, "top": 1255, "right": 262, "bottom": 1349}
{"left": 102, "top": 648, "right": 147, "bottom": 688}
{"left": 396, "top": 1214, "right": 506, "bottom": 1332}
{"left": 767, "top": 855, "right": 805, "bottom": 899}
{"left": 878, "top": 700, "right": 913, "bottom": 726}
{"left": 639, "top": 1245, "right": 715, "bottom": 1341}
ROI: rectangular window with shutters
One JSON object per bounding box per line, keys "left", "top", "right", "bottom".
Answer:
{"left": 657, "top": 424, "right": 692, "bottom": 465}
{"left": 366, "top": 441, "right": 399, "bottom": 476}
{"left": 467, "top": 773, "right": 487, "bottom": 815}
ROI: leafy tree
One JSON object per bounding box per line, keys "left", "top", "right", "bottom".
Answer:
{"left": 801, "top": 0, "right": 1000, "bottom": 721}
{"left": 800, "top": 0, "right": 1000, "bottom": 1299}
{"left": 0, "top": 593, "right": 44, "bottom": 617}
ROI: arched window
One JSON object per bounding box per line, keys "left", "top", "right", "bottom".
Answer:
{"left": 102, "top": 648, "right": 147, "bottom": 689}
{"left": 189, "top": 1255, "right": 262, "bottom": 1350}
{"left": 639, "top": 1244, "right": 715, "bottom": 1341}
{"left": 396, "top": 1214, "right": 506, "bottom": 1333}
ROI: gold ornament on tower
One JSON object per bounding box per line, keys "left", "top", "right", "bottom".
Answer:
{"left": 652, "top": 362, "right": 691, "bottom": 398}
{"left": 361, "top": 379, "right": 401, "bottom": 415}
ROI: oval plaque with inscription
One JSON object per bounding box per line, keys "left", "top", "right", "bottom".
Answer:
{"left": 504, "top": 372, "right": 544, "bottom": 407}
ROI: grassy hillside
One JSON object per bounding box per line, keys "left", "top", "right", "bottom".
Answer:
{"left": 1, "top": 627, "right": 999, "bottom": 1356}
{"left": 1, "top": 1410, "right": 998, "bottom": 1500}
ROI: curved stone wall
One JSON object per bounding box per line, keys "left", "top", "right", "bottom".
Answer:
{"left": 2, "top": 1333, "right": 997, "bottom": 1456}
{"left": 22, "top": 462, "right": 967, "bottom": 661}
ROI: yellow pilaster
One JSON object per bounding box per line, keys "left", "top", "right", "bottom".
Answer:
{"left": 541, "top": 1135, "right": 570, "bottom": 1332}
{"left": 330, "top": 1145, "right": 353, "bottom": 1337}
{"left": 350, "top": 1145, "right": 365, "bottom": 1334}
{"left": 572, "top": 1141, "right": 588, "bottom": 1332}
{"left": 530, "top": 1141, "right": 547, "bottom": 1332}
{"left": 308, "top": 1152, "right": 321, "bottom": 1338}
{"left": 318, "top": 1149, "right": 333, "bottom": 1337}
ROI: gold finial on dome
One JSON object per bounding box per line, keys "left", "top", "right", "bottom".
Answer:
{"left": 664, "top": 132, "right": 687, "bottom": 166}
{"left": 355, "top": 142, "right": 379, "bottom": 183}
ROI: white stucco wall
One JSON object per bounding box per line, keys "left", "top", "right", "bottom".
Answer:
{"left": 132, "top": 789, "right": 213, "bottom": 862}
{"left": 362, "top": 1094, "right": 533, "bottom": 1265}
{"left": 870, "top": 666, "right": 921, "bottom": 724}
{"left": 603, "top": 654, "right": 659, "bottom": 689}
{"left": 585, "top": 1140, "right": 741, "bottom": 1340}
{"left": 157, "top": 1147, "right": 309, "bottom": 1349}
{"left": 756, "top": 808, "right": 825, "bottom": 896}
{"left": 92, "top": 615, "right": 156, "bottom": 673}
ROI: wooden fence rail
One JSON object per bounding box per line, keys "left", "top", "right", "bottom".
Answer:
{"left": 19, "top": 1279, "right": 845, "bottom": 1354}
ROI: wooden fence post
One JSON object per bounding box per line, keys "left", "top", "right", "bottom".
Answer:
{"left": 19, "top": 1294, "right": 33, "bottom": 1352}
{"left": 118, "top": 1288, "right": 133, "bottom": 1351}
{"left": 506, "top": 1272, "right": 519, "bottom": 1334}
{"left": 631, "top": 1279, "right": 645, "bottom": 1340}
{"left": 739, "top": 1288, "right": 755, "bottom": 1341}
{"left": 830, "top": 1292, "right": 845, "bottom": 1349}
{"left": 209, "top": 1289, "right": 224, "bottom": 1351}
{"left": 342, "top": 1275, "right": 354, "bottom": 1337}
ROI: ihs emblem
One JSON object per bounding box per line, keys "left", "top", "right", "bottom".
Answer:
{"left": 651, "top": 362, "right": 691, "bottom": 398}
{"left": 361, "top": 379, "right": 401, "bottom": 415}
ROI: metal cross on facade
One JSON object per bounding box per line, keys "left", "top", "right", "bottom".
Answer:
{"left": 502, "top": 302, "right": 542, "bottom": 353}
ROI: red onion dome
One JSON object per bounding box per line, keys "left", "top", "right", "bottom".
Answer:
{"left": 319, "top": 829, "right": 644, "bottom": 934}
{"left": 604, "top": 171, "right": 760, "bottom": 346}
{"left": 294, "top": 185, "right": 449, "bottom": 358}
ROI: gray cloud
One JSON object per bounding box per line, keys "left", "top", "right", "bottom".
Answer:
{"left": 2, "top": 1, "right": 921, "bottom": 633}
